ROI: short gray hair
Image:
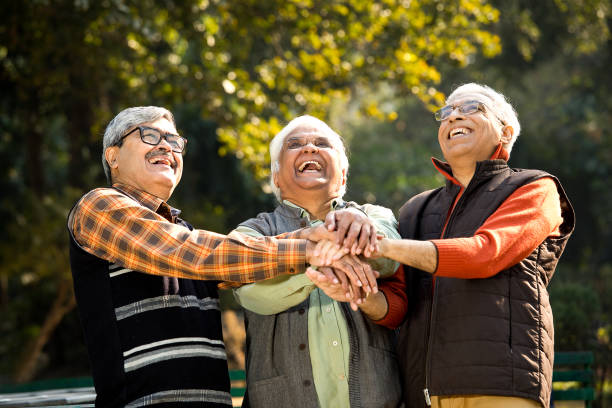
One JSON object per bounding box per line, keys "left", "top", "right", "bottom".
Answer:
{"left": 269, "top": 115, "right": 349, "bottom": 201}
{"left": 102, "top": 106, "right": 175, "bottom": 184}
{"left": 446, "top": 83, "right": 521, "bottom": 154}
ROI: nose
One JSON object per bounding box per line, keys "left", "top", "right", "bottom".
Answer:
{"left": 301, "top": 142, "right": 318, "bottom": 153}
{"left": 157, "top": 136, "right": 173, "bottom": 151}
{"left": 446, "top": 107, "right": 465, "bottom": 122}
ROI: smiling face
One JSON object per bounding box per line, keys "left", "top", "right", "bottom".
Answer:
{"left": 437, "top": 98, "right": 511, "bottom": 165}
{"left": 273, "top": 125, "right": 346, "bottom": 203}
{"left": 104, "top": 117, "right": 183, "bottom": 201}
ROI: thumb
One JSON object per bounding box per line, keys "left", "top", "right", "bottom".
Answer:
{"left": 325, "top": 212, "right": 336, "bottom": 231}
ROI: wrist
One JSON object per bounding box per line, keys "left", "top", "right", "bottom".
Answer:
{"left": 358, "top": 291, "right": 388, "bottom": 321}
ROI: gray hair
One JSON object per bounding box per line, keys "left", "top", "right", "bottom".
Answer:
{"left": 446, "top": 83, "right": 521, "bottom": 154}
{"left": 269, "top": 115, "right": 349, "bottom": 201}
{"left": 102, "top": 106, "right": 175, "bottom": 184}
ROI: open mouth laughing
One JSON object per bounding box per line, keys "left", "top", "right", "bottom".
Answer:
{"left": 297, "top": 160, "right": 323, "bottom": 173}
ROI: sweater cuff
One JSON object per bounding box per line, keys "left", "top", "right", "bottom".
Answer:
{"left": 372, "top": 289, "right": 402, "bottom": 329}
{"left": 430, "top": 239, "right": 465, "bottom": 277}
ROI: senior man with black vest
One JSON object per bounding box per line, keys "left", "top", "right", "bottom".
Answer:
{"left": 67, "top": 106, "right": 358, "bottom": 408}
{"left": 309, "top": 83, "right": 575, "bottom": 408}
{"left": 233, "top": 115, "right": 402, "bottom": 408}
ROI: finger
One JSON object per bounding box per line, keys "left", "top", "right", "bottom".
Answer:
{"left": 332, "top": 267, "right": 350, "bottom": 298}
{"left": 362, "top": 263, "right": 379, "bottom": 294}
{"left": 346, "top": 256, "right": 371, "bottom": 293}
{"left": 355, "top": 225, "right": 371, "bottom": 255}
{"left": 305, "top": 267, "right": 323, "bottom": 283}
{"left": 324, "top": 241, "right": 346, "bottom": 265}
{"left": 324, "top": 212, "right": 337, "bottom": 231}
{"left": 335, "top": 260, "right": 362, "bottom": 288}
{"left": 320, "top": 266, "right": 338, "bottom": 284}
{"left": 344, "top": 221, "right": 363, "bottom": 252}
{"left": 314, "top": 240, "right": 334, "bottom": 264}
{"left": 369, "top": 225, "right": 378, "bottom": 254}
{"left": 335, "top": 215, "right": 352, "bottom": 245}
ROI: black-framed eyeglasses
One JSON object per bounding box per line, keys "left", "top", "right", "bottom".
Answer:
{"left": 120, "top": 126, "right": 187, "bottom": 153}
{"left": 434, "top": 100, "right": 486, "bottom": 121}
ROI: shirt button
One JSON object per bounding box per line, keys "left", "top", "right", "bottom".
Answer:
{"left": 303, "top": 379, "right": 311, "bottom": 387}
{"left": 326, "top": 306, "right": 332, "bottom": 313}
{"left": 332, "top": 340, "right": 338, "bottom": 347}
{"left": 298, "top": 308, "right": 305, "bottom": 315}
{"left": 299, "top": 343, "right": 306, "bottom": 350}
{"left": 289, "top": 268, "right": 295, "bottom": 273}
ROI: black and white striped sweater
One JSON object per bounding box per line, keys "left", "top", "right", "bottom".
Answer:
{"left": 69, "top": 216, "right": 232, "bottom": 407}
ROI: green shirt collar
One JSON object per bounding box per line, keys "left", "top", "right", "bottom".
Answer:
{"left": 281, "top": 198, "right": 344, "bottom": 222}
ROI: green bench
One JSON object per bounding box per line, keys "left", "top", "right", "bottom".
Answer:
{"left": 552, "top": 351, "right": 595, "bottom": 407}
{"left": 230, "top": 369, "right": 246, "bottom": 406}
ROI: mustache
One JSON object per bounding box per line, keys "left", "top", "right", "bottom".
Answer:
{"left": 145, "top": 149, "right": 177, "bottom": 167}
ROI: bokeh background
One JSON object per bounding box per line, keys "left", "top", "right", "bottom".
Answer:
{"left": 1, "top": 0, "right": 610, "bottom": 405}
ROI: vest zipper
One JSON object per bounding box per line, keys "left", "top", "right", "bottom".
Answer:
{"left": 423, "top": 179, "right": 472, "bottom": 406}
{"left": 423, "top": 285, "right": 438, "bottom": 407}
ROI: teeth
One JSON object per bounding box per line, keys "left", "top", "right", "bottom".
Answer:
{"left": 298, "top": 160, "right": 322, "bottom": 171}
{"left": 150, "top": 157, "right": 172, "bottom": 166}
{"left": 450, "top": 128, "right": 469, "bottom": 138}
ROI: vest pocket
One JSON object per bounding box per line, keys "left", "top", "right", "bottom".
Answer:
{"left": 247, "top": 375, "right": 290, "bottom": 407}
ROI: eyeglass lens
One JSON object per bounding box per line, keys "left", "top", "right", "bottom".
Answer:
{"left": 140, "top": 128, "right": 185, "bottom": 153}
{"left": 435, "top": 101, "right": 481, "bottom": 121}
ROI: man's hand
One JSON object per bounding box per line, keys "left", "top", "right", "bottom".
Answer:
{"left": 299, "top": 224, "right": 337, "bottom": 242}
{"left": 325, "top": 208, "right": 379, "bottom": 257}
{"left": 305, "top": 267, "right": 367, "bottom": 311}
{"left": 309, "top": 253, "right": 379, "bottom": 299}
{"left": 305, "top": 240, "right": 346, "bottom": 267}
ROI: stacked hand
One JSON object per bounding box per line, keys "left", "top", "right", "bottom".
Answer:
{"left": 302, "top": 209, "right": 386, "bottom": 307}
{"left": 325, "top": 208, "right": 379, "bottom": 257}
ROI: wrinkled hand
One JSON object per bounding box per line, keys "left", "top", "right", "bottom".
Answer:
{"left": 305, "top": 240, "right": 347, "bottom": 267}
{"left": 300, "top": 223, "right": 337, "bottom": 243}
{"left": 324, "top": 208, "right": 379, "bottom": 257}
{"left": 310, "top": 253, "right": 379, "bottom": 302}
{"left": 306, "top": 267, "right": 368, "bottom": 311}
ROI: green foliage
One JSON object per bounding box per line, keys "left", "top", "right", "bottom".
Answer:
{"left": 550, "top": 281, "right": 601, "bottom": 351}
{"left": 0, "top": 0, "right": 610, "bottom": 388}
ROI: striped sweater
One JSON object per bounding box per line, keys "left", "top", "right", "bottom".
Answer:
{"left": 69, "top": 216, "right": 232, "bottom": 407}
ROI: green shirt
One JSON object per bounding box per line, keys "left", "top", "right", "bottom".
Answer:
{"left": 234, "top": 200, "right": 400, "bottom": 408}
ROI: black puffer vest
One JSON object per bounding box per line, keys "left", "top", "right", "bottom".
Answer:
{"left": 396, "top": 159, "right": 575, "bottom": 408}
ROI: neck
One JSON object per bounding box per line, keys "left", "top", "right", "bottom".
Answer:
{"left": 283, "top": 194, "right": 337, "bottom": 221}
{"left": 447, "top": 157, "right": 477, "bottom": 188}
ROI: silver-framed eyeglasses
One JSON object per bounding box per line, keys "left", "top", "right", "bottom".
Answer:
{"left": 120, "top": 126, "right": 187, "bottom": 153}
{"left": 434, "top": 100, "right": 486, "bottom": 121}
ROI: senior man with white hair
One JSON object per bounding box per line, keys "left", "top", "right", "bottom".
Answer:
{"left": 310, "top": 83, "right": 575, "bottom": 408}
{"left": 233, "top": 115, "right": 402, "bottom": 408}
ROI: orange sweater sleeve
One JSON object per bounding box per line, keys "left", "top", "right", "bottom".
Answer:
{"left": 374, "top": 265, "right": 408, "bottom": 329}
{"left": 431, "top": 177, "right": 563, "bottom": 279}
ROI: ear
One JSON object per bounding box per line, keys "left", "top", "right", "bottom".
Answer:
{"left": 500, "top": 125, "right": 514, "bottom": 144}
{"left": 341, "top": 168, "right": 347, "bottom": 186}
{"left": 272, "top": 171, "right": 280, "bottom": 188}
{"left": 105, "top": 146, "right": 120, "bottom": 170}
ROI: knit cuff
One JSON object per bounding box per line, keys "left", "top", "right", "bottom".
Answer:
{"left": 430, "top": 239, "right": 465, "bottom": 278}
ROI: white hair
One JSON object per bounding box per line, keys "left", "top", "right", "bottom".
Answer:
{"left": 269, "top": 115, "right": 349, "bottom": 201}
{"left": 102, "top": 106, "right": 175, "bottom": 184}
{"left": 446, "top": 83, "right": 521, "bottom": 154}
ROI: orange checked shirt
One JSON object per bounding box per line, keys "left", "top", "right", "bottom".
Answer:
{"left": 69, "top": 183, "right": 307, "bottom": 283}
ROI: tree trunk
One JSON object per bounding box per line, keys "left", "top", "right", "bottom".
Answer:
{"left": 14, "top": 279, "right": 76, "bottom": 383}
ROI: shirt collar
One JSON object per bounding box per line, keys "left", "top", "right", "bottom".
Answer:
{"left": 112, "top": 182, "right": 180, "bottom": 219}
{"left": 431, "top": 143, "right": 509, "bottom": 186}
{"left": 281, "top": 198, "right": 344, "bottom": 221}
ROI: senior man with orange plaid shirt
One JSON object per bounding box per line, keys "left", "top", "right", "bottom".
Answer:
{"left": 67, "top": 106, "right": 368, "bottom": 408}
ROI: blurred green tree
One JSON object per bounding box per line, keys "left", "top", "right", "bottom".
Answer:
{"left": 0, "top": 0, "right": 503, "bottom": 382}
